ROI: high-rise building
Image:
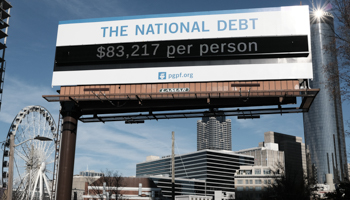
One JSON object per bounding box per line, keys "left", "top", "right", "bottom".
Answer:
{"left": 264, "top": 131, "right": 307, "bottom": 178}
{"left": 234, "top": 131, "right": 307, "bottom": 199}
{"left": 197, "top": 114, "right": 232, "bottom": 151}
{"left": 0, "top": 0, "right": 11, "bottom": 111}
{"left": 235, "top": 131, "right": 306, "bottom": 179}
{"left": 303, "top": 12, "right": 348, "bottom": 183}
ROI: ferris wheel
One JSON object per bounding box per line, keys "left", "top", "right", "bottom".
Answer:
{"left": 2, "top": 105, "right": 57, "bottom": 200}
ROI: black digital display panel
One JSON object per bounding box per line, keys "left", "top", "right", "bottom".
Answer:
{"left": 55, "top": 36, "right": 309, "bottom": 66}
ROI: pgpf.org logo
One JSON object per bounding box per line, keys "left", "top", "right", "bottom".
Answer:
{"left": 158, "top": 72, "right": 166, "bottom": 80}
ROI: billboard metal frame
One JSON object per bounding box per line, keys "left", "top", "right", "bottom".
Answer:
{"left": 43, "top": 85, "right": 319, "bottom": 123}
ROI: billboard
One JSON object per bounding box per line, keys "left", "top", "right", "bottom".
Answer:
{"left": 52, "top": 5, "right": 312, "bottom": 86}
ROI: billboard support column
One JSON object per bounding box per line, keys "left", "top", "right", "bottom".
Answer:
{"left": 56, "top": 101, "right": 81, "bottom": 200}
{"left": 172, "top": 131, "right": 175, "bottom": 200}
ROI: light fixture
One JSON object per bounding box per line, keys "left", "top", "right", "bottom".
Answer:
{"left": 34, "top": 135, "right": 53, "bottom": 141}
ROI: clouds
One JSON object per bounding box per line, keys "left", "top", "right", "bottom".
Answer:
{"left": 41, "top": 0, "right": 130, "bottom": 20}
{"left": 0, "top": 76, "right": 59, "bottom": 124}
{"left": 233, "top": 114, "right": 304, "bottom": 136}
{"left": 74, "top": 119, "right": 197, "bottom": 176}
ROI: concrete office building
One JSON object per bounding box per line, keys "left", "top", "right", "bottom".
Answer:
{"left": 72, "top": 170, "right": 103, "bottom": 200}
{"left": 236, "top": 132, "right": 306, "bottom": 179}
{"left": 233, "top": 132, "right": 306, "bottom": 199}
{"left": 264, "top": 131, "right": 307, "bottom": 178}
{"left": 234, "top": 166, "right": 282, "bottom": 200}
{"left": 235, "top": 142, "right": 284, "bottom": 168}
{"left": 83, "top": 177, "right": 162, "bottom": 200}
{"left": 148, "top": 176, "right": 207, "bottom": 199}
{"left": 303, "top": 12, "right": 348, "bottom": 183}
{"left": 82, "top": 175, "right": 206, "bottom": 200}
{"left": 136, "top": 149, "right": 254, "bottom": 195}
{"left": 197, "top": 114, "right": 232, "bottom": 151}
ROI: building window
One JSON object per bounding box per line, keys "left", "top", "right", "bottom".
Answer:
{"left": 256, "top": 186, "right": 262, "bottom": 191}
{"left": 249, "top": 186, "right": 254, "bottom": 191}
{"left": 237, "top": 180, "right": 243, "bottom": 184}
{"left": 236, "top": 187, "right": 243, "bottom": 191}
{"left": 255, "top": 180, "right": 262, "bottom": 184}
{"left": 236, "top": 186, "right": 243, "bottom": 191}
{"left": 246, "top": 180, "right": 249, "bottom": 184}
{"left": 264, "top": 180, "right": 268, "bottom": 184}
{"left": 268, "top": 180, "right": 271, "bottom": 184}
{"left": 263, "top": 169, "right": 271, "bottom": 174}
{"left": 255, "top": 169, "right": 261, "bottom": 174}
{"left": 250, "top": 180, "right": 253, "bottom": 184}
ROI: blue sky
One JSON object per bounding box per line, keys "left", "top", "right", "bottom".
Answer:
{"left": 0, "top": 0, "right": 348, "bottom": 177}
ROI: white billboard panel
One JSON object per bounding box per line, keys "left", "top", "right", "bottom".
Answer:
{"left": 52, "top": 5, "right": 312, "bottom": 86}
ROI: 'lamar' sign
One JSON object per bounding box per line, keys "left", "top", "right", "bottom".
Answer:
{"left": 159, "top": 88, "right": 190, "bottom": 93}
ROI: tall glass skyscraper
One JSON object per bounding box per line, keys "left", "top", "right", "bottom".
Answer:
{"left": 197, "top": 114, "right": 232, "bottom": 151}
{"left": 303, "top": 12, "right": 348, "bottom": 184}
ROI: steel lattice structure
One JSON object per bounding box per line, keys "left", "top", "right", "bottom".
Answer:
{"left": 2, "top": 105, "right": 57, "bottom": 200}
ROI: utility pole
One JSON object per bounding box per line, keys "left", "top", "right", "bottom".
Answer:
{"left": 172, "top": 131, "right": 175, "bottom": 200}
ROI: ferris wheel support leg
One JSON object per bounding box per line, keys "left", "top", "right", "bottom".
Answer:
{"left": 56, "top": 102, "right": 81, "bottom": 200}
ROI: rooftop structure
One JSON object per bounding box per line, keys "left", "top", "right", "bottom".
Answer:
{"left": 235, "top": 142, "right": 284, "bottom": 167}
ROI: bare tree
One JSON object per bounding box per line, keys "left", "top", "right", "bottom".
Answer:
{"left": 325, "top": 179, "right": 350, "bottom": 199}
{"left": 326, "top": 0, "right": 350, "bottom": 100}
{"left": 261, "top": 162, "right": 314, "bottom": 200}
{"left": 323, "top": 0, "right": 350, "bottom": 134}
{"left": 87, "top": 169, "right": 125, "bottom": 200}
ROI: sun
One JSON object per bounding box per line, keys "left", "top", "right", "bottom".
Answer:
{"left": 310, "top": 1, "right": 334, "bottom": 24}
{"left": 314, "top": 9, "right": 325, "bottom": 18}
